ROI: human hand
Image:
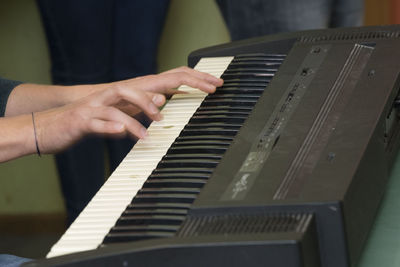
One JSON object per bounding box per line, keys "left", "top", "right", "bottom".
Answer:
{"left": 33, "top": 67, "right": 223, "bottom": 154}
{"left": 106, "top": 66, "right": 223, "bottom": 116}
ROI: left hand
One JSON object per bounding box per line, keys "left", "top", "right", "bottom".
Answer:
{"left": 105, "top": 66, "right": 223, "bottom": 117}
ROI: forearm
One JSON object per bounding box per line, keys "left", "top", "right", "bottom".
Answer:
{"left": 0, "top": 115, "right": 36, "bottom": 162}
{"left": 4, "top": 83, "right": 107, "bottom": 117}
{"left": 3, "top": 67, "right": 223, "bottom": 117}
{"left": 0, "top": 67, "right": 222, "bottom": 162}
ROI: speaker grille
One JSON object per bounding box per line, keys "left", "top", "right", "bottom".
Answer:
{"left": 178, "top": 212, "right": 312, "bottom": 237}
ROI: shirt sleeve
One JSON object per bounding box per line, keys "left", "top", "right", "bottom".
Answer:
{"left": 0, "top": 77, "right": 23, "bottom": 117}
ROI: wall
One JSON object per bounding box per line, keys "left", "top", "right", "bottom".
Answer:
{"left": 0, "top": 0, "right": 62, "bottom": 215}
{"left": 0, "top": 0, "right": 394, "bottom": 217}
{"left": 0, "top": 0, "right": 229, "bottom": 216}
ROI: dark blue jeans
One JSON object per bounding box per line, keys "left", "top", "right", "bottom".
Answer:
{"left": 36, "top": 0, "right": 170, "bottom": 225}
{"left": 216, "top": 0, "right": 364, "bottom": 40}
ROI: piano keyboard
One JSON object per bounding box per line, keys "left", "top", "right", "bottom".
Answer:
{"left": 46, "top": 57, "right": 233, "bottom": 257}
{"left": 101, "top": 53, "right": 285, "bottom": 244}
{"left": 47, "top": 54, "right": 285, "bottom": 258}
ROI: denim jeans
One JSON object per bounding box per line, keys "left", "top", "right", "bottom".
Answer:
{"left": 216, "top": 0, "right": 364, "bottom": 40}
{"left": 0, "top": 255, "right": 30, "bottom": 267}
{"left": 36, "top": 0, "right": 170, "bottom": 224}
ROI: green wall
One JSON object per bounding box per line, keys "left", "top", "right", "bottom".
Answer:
{"left": 0, "top": 0, "right": 229, "bottom": 215}
{"left": 0, "top": 0, "right": 61, "bottom": 215}
{"left": 158, "top": 0, "right": 230, "bottom": 72}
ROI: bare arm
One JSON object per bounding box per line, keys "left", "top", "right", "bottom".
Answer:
{"left": 4, "top": 66, "right": 222, "bottom": 117}
{"left": 0, "top": 67, "right": 223, "bottom": 162}
{"left": 4, "top": 83, "right": 103, "bottom": 117}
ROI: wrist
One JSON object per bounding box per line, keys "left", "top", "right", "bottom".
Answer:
{"left": 31, "top": 112, "right": 41, "bottom": 156}
{"left": 0, "top": 114, "right": 37, "bottom": 162}
{"left": 63, "top": 83, "right": 109, "bottom": 104}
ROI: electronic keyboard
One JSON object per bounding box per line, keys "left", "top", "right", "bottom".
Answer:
{"left": 24, "top": 25, "right": 400, "bottom": 267}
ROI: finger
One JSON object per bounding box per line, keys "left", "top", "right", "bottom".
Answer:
{"left": 139, "top": 72, "right": 220, "bottom": 94}
{"left": 94, "top": 107, "right": 147, "bottom": 138}
{"left": 160, "top": 88, "right": 187, "bottom": 96}
{"left": 114, "top": 100, "right": 142, "bottom": 116}
{"left": 147, "top": 92, "right": 166, "bottom": 107}
{"left": 162, "top": 66, "right": 224, "bottom": 87}
{"left": 165, "top": 72, "right": 219, "bottom": 93}
{"left": 88, "top": 106, "right": 148, "bottom": 139}
{"left": 95, "top": 85, "right": 163, "bottom": 122}
{"left": 115, "top": 93, "right": 165, "bottom": 117}
{"left": 88, "top": 119, "right": 125, "bottom": 135}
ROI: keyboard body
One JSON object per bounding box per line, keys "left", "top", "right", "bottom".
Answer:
{"left": 24, "top": 25, "right": 400, "bottom": 267}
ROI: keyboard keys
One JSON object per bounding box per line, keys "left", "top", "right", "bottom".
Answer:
{"left": 102, "top": 53, "right": 286, "bottom": 246}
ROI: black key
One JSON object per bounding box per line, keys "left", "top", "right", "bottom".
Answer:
{"left": 184, "top": 124, "right": 242, "bottom": 130}
{"left": 221, "top": 78, "right": 273, "bottom": 84}
{"left": 228, "top": 62, "right": 283, "bottom": 69}
{"left": 126, "top": 203, "right": 191, "bottom": 210}
{"left": 205, "top": 94, "right": 260, "bottom": 100}
{"left": 152, "top": 167, "right": 214, "bottom": 174}
{"left": 221, "top": 72, "right": 275, "bottom": 81}
{"left": 111, "top": 224, "right": 180, "bottom": 232}
{"left": 144, "top": 179, "right": 206, "bottom": 188}
{"left": 180, "top": 128, "right": 238, "bottom": 137}
{"left": 196, "top": 106, "right": 253, "bottom": 113}
{"left": 172, "top": 139, "right": 232, "bottom": 146}
{"left": 201, "top": 99, "right": 257, "bottom": 107}
{"left": 156, "top": 159, "right": 219, "bottom": 169}
{"left": 132, "top": 193, "right": 197, "bottom": 204}
{"left": 116, "top": 214, "right": 186, "bottom": 225}
{"left": 123, "top": 208, "right": 188, "bottom": 216}
{"left": 213, "top": 87, "right": 266, "bottom": 95}
{"left": 167, "top": 145, "right": 228, "bottom": 154}
{"left": 193, "top": 109, "right": 251, "bottom": 117}
{"left": 148, "top": 172, "right": 211, "bottom": 180}
{"left": 175, "top": 135, "right": 234, "bottom": 142}
{"left": 162, "top": 153, "right": 223, "bottom": 161}
{"left": 103, "top": 231, "right": 175, "bottom": 243}
{"left": 189, "top": 115, "right": 247, "bottom": 123}
{"left": 139, "top": 187, "right": 201, "bottom": 194}
{"left": 221, "top": 82, "right": 269, "bottom": 88}
{"left": 224, "top": 67, "right": 279, "bottom": 74}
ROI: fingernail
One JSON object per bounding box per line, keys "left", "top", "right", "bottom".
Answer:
{"left": 208, "top": 77, "right": 223, "bottom": 85}
{"left": 149, "top": 103, "right": 159, "bottom": 114}
{"left": 207, "top": 84, "right": 216, "bottom": 91}
{"left": 140, "top": 127, "right": 147, "bottom": 138}
{"left": 213, "top": 78, "right": 223, "bottom": 86}
{"left": 152, "top": 95, "right": 164, "bottom": 106}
